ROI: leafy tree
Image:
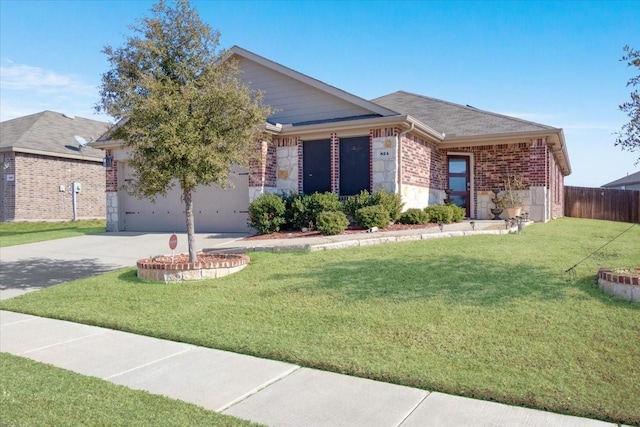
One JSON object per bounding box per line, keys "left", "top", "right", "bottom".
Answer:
{"left": 96, "top": 0, "right": 271, "bottom": 261}
{"left": 615, "top": 45, "right": 640, "bottom": 164}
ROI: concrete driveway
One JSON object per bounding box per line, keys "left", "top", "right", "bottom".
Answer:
{"left": 0, "top": 232, "right": 249, "bottom": 300}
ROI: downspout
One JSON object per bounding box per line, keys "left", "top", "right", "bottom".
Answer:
{"left": 397, "top": 122, "right": 414, "bottom": 194}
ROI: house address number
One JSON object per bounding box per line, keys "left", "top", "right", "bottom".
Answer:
{"left": 374, "top": 150, "right": 395, "bottom": 159}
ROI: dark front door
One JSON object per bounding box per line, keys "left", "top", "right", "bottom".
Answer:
{"left": 448, "top": 156, "right": 470, "bottom": 217}
{"left": 339, "top": 136, "right": 370, "bottom": 196}
{"left": 303, "top": 139, "right": 331, "bottom": 194}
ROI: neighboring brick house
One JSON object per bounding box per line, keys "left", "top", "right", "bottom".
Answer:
{"left": 0, "top": 111, "right": 108, "bottom": 222}
{"left": 94, "top": 46, "right": 570, "bottom": 233}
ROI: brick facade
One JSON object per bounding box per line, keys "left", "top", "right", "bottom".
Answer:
{"left": 248, "top": 140, "right": 276, "bottom": 188}
{"left": 105, "top": 149, "right": 118, "bottom": 193}
{"left": 102, "top": 126, "right": 564, "bottom": 227}
{"left": 5, "top": 152, "right": 105, "bottom": 221}
{"left": 401, "top": 133, "right": 446, "bottom": 189}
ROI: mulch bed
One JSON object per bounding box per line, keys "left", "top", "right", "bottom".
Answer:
{"left": 244, "top": 223, "right": 437, "bottom": 240}
{"left": 139, "top": 253, "right": 245, "bottom": 265}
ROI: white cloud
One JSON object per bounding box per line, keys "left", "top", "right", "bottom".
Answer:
{"left": 0, "top": 59, "right": 96, "bottom": 94}
{"left": 0, "top": 59, "right": 108, "bottom": 122}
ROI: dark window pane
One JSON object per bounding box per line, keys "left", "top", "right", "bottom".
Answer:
{"left": 450, "top": 195, "right": 466, "bottom": 209}
{"left": 449, "top": 176, "right": 466, "bottom": 191}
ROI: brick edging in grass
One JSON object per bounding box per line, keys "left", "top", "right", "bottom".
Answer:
{"left": 137, "top": 254, "right": 250, "bottom": 283}
{"left": 598, "top": 267, "right": 640, "bottom": 302}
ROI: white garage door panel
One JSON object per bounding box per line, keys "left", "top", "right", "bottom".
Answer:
{"left": 121, "top": 163, "right": 250, "bottom": 233}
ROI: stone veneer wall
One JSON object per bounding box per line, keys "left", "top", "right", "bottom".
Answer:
{"left": 275, "top": 137, "right": 299, "bottom": 194}
{"left": 8, "top": 152, "right": 105, "bottom": 221}
{"left": 371, "top": 135, "right": 398, "bottom": 193}
{"left": 105, "top": 150, "right": 119, "bottom": 231}
{"left": 0, "top": 152, "right": 16, "bottom": 222}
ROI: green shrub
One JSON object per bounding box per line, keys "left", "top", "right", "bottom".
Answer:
{"left": 355, "top": 205, "right": 391, "bottom": 229}
{"left": 277, "top": 191, "right": 298, "bottom": 229}
{"left": 342, "top": 190, "right": 374, "bottom": 219}
{"left": 248, "top": 193, "right": 286, "bottom": 234}
{"left": 424, "top": 205, "right": 454, "bottom": 224}
{"left": 316, "top": 211, "right": 349, "bottom": 235}
{"left": 372, "top": 190, "right": 404, "bottom": 222}
{"left": 290, "top": 192, "right": 342, "bottom": 230}
{"left": 450, "top": 205, "right": 465, "bottom": 223}
{"left": 398, "top": 208, "right": 430, "bottom": 225}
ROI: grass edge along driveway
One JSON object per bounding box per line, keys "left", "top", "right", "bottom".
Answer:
{"left": 0, "top": 220, "right": 106, "bottom": 247}
{"left": 1, "top": 218, "right": 639, "bottom": 425}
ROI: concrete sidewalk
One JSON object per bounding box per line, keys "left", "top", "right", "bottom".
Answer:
{"left": 1, "top": 310, "right": 614, "bottom": 427}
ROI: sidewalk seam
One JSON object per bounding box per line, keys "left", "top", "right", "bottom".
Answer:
{"left": 396, "top": 391, "right": 431, "bottom": 427}
{"left": 103, "top": 347, "right": 193, "bottom": 380}
{"left": 218, "top": 365, "right": 301, "bottom": 412}
{"left": 22, "top": 330, "right": 109, "bottom": 354}
{"left": 0, "top": 314, "right": 39, "bottom": 327}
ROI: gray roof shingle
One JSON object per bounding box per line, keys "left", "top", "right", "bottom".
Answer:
{"left": 371, "top": 91, "right": 557, "bottom": 137}
{"left": 601, "top": 170, "right": 640, "bottom": 188}
{"left": 1, "top": 110, "right": 108, "bottom": 160}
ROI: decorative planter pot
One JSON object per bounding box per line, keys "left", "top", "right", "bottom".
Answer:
{"left": 504, "top": 207, "right": 522, "bottom": 219}
{"left": 490, "top": 208, "right": 503, "bottom": 220}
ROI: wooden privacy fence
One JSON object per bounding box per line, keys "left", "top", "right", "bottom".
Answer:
{"left": 565, "top": 186, "right": 640, "bottom": 223}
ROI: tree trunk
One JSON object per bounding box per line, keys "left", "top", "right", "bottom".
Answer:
{"left": 183, "top": 188, "right": 197, "bottom": 262}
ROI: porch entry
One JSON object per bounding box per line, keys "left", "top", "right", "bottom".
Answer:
{"left": 302, "top": 139, "right": 331, "bottom": 194}
{"left": 447, "top": 155, "right": 470, "bottom": 217}
{"left": 339, "top": 136, "right": 370, "bottom": 196}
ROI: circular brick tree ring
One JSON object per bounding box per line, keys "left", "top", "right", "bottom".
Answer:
{"left": 137, "top": 253, "right": 250, "bottom": 283}
{"left": 598, "top": 267, "right": 639, "bottom": 302}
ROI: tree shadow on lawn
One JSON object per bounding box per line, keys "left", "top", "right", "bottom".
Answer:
{"left": 0, "top": 257, "right": 118, "bottom": 296}
{"left": 269, "top": 254, "right": 596, "bottom": 306}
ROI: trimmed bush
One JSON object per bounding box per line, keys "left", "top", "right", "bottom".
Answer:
{"left": 277, "top": 191, "right": 298, "bottom": 229}
{"left": 398, "top": 208, "right": 430, "bottom": 225}
{"left": 424, "top": 205, "right": 454, "bottom": 224}
{"left": 342, "top": 190, "right": 374, "bottom": 219}
{"left": 248, "top": 193, "right": 286, "bottom": 234}
{"left": 316, "top": 211, "right": 349, "bottom": 235}
{"left": 450, "top": 205, "right": 465, "bottom": 223}
{"left": 372, "top": 190, "right": 404, "bottom": 222}
{"left": 290, "top": 192, "right": 342, "bottom": 230}
{"left": 355, "top": 205, "right": 390, "bottom": 229}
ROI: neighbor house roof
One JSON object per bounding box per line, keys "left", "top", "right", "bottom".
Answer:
{"left": 601, "top": 170, "right": 640, "bottom": 188}
{"left": 1, "top": 110, "right": 108, "bottom": 162}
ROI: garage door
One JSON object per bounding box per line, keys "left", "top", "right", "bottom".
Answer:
{"left": 120, "top": 162, "right": 250, "bottom": 233}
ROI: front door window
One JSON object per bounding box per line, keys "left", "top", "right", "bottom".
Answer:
{"left": 448, "top": 156, "right": 470, "bottom": 217}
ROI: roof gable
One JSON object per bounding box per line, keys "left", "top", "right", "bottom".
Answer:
{"left": 372, "top": 91, "right": 557, "bottom": 137}
{"left": 229, "top": 46, "right": 398, "bottom": 125}
{"left": 1, "top": 111, "right": 108, "bottom": 161}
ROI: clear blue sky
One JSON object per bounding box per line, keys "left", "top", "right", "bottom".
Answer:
{"left": 1, "top": 0, "right": 638, "bottom": 187}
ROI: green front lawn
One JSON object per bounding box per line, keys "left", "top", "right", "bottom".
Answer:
{"left": 0, "top": 353, "right": 261, "bottom": 426}
{"left": 0, "top": 220, "right": 106, "bottom": 247}
{"left": 2, "top": 218, "right": 638, "bottom": 425}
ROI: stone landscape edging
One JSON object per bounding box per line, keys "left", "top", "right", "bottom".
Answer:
{"left": 203, "top": 226, "right": 519, "bottom": 254}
